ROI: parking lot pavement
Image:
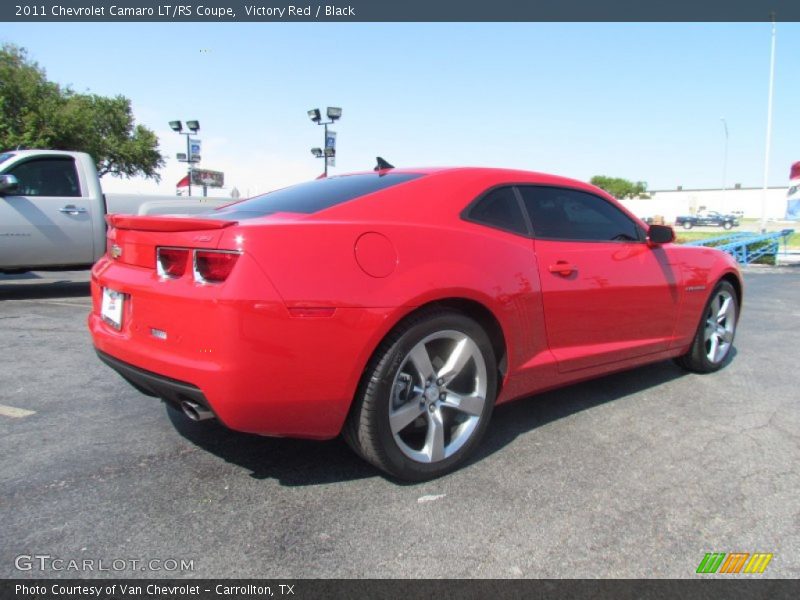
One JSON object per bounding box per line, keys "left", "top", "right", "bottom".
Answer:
{"left": 1, "top": 268, "right": 798, "bottom": 579}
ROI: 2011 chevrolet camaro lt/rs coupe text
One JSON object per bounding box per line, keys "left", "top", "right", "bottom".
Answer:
{"left": 89, "top": 166, "right": 742, "bottom": 480}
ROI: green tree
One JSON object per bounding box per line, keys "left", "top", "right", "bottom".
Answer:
{"left": 0, "top": 44, "right": 164, "bottom": 180}
{"left": 590, "top": 175, "right": 648, "bottom": 199}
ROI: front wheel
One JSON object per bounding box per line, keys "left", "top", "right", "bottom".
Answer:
{"left": 675, "top": 280, "right": 739, "bottom": 373}
{"left": 683, "top": 221, "right": 693, "bottom": 230}
{"left": 722, "top": 221, "right": 733, "bottom": 230}
{"left": 344, "top": 309, "right": 497, "bottom": 481}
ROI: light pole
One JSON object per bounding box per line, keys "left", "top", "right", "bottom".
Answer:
{"left": 169, "top": 120, "right": 200, "bottom": 196}
{"left": 307, "top": 107, "right": 342, "bottom": 177}
{"left": 760, "top": 16, "right": 777, "bottom": 232}
{"left": 720, "top": 117, "right": 729, "bottom": 212}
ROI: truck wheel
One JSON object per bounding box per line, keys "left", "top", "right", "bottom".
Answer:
{"left": 683, "top": 222, "right": 693, "bottom": 230}
{"left": 675, "top": 280, "right": 738, "bottom": 373}
{"left": 344, "top": 308, "right": 497, "bottom": 481}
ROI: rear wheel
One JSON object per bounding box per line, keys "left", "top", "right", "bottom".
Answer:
{"left": 683, "top": 221, "right": 694, "bottom": 230}
{"left": 675, "top": 280, "right": 738, "bottom": 373}
{"left": 723, "top": 221, "right": 733, "bottom": 230}
{"left": 344, "top": 309, "right": 497, "bottom": 481}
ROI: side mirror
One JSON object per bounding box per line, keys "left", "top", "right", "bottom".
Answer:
{"left": 0, "top": 174, "right": 19, "bottom": 195}
{"left": 648, "top": 224, "right": 675, "bottom": 246}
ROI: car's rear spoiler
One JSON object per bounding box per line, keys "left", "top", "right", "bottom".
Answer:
{"left": 107, "top": 214, "right": 237, "bottom": 232}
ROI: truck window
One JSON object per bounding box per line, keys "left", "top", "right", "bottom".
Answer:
{"left": 7, "top": 157, "right": 81, "bottom": 197}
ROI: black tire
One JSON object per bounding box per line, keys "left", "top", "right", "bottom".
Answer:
{"left": 675, "top": 280, "right": 739, "bottom": 373}
{"left": 344, "top": 308, "right": 497, "bottom": 481}
{"left": 722, "top": 221, "right": 733, "bottom": 230}
{"left": 683, "top": 221, "right": 693, "bottom": 230}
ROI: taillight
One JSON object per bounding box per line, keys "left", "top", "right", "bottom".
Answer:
{"left": 193, "top": 250, "right": 239, "bottom": 283}
{"left": 156, "top": 247, "right": 189, "bottom": 278}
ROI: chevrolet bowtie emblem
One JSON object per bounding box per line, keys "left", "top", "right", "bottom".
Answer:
{"left": 110, "top": 244, "right": 123, "bottom": 259}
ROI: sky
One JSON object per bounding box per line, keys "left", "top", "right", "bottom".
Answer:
{"left": 3, "top": 22, "right": 799, "bottom": 197}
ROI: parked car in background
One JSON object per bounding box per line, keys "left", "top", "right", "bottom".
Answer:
{"left": 675, "top": 210, "right": 740, "bottom": 230}
{"left": 89, "top": 166, "right": 742, "bottom": 481}
{"left": 0, "top": 150, "right": 228, "bottom": 273}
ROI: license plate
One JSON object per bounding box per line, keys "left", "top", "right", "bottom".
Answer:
{"left": 101, "top": 288, "right": 125, "bottom": 330}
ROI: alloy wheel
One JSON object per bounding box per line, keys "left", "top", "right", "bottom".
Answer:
{"left": 389, "top": 331, "right": 487, "bottom": 463}
{"left": 704, "top": 288, "right": 736, "bottom": 363}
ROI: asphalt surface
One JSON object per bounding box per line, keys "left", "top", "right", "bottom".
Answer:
{"left": 1, "top": 267, "right": 798, "bottom": 579}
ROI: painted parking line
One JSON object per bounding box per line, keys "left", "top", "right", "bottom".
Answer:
{"left": 0, "top": 404, "right": 36, "bottom": 418}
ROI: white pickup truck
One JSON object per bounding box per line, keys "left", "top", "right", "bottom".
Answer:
{"left": 0, "top": 149, "right": 229, "bottom": 273}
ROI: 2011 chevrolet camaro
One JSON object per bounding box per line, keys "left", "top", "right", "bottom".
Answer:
{"left": 89, "top": 166, "right": 742, "bottom": 480}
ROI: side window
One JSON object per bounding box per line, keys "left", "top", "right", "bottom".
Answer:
{"left": 7, "top": 158, "right": 81, "bottom": 197}
{"left": 465, "top": 186, "right": 528, "bottom": 236}
{"left": 518, "top": 186, "right": 642, "bottom": 242}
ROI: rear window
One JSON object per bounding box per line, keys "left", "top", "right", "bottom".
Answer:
{"left": 214, "top": 172, "right": 424, "bottom": 219}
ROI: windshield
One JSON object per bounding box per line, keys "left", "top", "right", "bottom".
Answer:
{"left": 0, "top": 152, "right": 15, "bottom": 166}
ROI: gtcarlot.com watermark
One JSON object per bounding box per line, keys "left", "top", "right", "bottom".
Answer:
{"left": 14, "top": 553, "right": 195, "bottom": 573}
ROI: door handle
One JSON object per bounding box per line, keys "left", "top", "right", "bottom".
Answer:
{"left": 548, "top": 261, "right": 577, "bottom": 276}
{"left": 59, "top": 205, "right": 87, "bottom": 215}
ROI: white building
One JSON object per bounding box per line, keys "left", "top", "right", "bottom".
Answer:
{"left": 619, "top": 186, "right": 790, "bottom": 223}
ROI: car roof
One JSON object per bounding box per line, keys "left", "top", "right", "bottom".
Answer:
{"left": 339, "top": 166, "right": 599, "bottom": 191}
{"left": 290, "top": 166, "right": 617, "bottom": 226}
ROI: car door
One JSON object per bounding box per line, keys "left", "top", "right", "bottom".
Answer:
{"left": 0, "top": 156, "right": 95, "bottom": 269}
{"left": 517, "top": 185, "right": 681, "bottom": 373}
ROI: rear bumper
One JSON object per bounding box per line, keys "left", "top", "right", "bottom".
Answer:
{"left": 89, "top": 257, "right": 396, "bottom": 440}
{"left": 95, "top": 349, "right": 210, "bottom": 412}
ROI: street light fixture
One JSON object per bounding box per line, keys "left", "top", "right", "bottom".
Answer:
{"left": 308, "top": 106, "right": 342, "bottom": 177}
{"left": 170, "top": 119, "right": 200, "bottom": 196}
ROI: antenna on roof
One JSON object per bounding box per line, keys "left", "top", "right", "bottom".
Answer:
{"left": 374, "top": 157, "right": 394, "bottom": 171}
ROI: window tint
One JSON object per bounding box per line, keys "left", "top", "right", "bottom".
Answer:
{"left": 518, "top": 186, "right": 642, "bottom": 242}
{"left": 465, "top": 186, "right": 528, "bottom": 236}
{"left": 214, "top": 172, "right": 423, "bottom": 219}
{"left": 7, "top": 157, "right": 80, "bottom": 197}
{"left": 0, "top": 153, "right": 15, "bottom": 165}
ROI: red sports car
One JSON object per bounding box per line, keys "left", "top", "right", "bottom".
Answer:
{"left": 89, "top": 166, "right": 742, "bottom": 480}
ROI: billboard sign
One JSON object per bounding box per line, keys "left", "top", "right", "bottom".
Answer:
{"left": 191, "top": 169, "right": 224, "bottom": 188}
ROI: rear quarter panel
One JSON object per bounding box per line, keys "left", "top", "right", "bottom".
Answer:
{"left": 219, "top": 217, "right": 548, "bottom": 397}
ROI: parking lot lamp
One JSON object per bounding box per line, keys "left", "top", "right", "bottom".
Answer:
{"left": 308, "top": 107, "right": 342, "bottom": 177}
{"left": 170, "top": 120, "right": 200, "bottom": 196}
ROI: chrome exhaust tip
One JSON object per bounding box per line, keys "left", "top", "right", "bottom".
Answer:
{"left": 180, "top": 400, "right": 214, "bottom": 422}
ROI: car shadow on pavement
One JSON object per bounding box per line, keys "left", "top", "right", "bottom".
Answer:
{"left": 0, "top": 280, "right": 90, "bottom": 300}
{"left": 468, "top": 360, "right": 690, "bottom": 470}
{"left": 167, "top": 358, "right": 690, "bottom": 487}
{"left": 166, "top": 405, "right": 376, "bottom": 486}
